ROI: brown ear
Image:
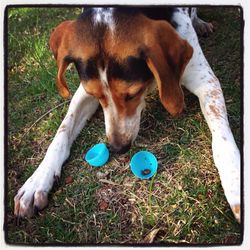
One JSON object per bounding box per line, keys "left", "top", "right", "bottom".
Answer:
{"left": 146, "top": 21, "right": 193, "bottom": 116}
{"left": 49, "top": 20, "right": 76, "bottom": 99}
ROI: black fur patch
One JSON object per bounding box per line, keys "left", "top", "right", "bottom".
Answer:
{"left": 114, "top": 7, "right": 178, "bottom": 29}
{"left": 65, "top": 56, "right": 99, "bottom": 81}
{"left": 64, "top": 55, "right": 153, "bottom": 83}
{"left": 108, "top": 56, "right": 153, "bottom": 82}
{"left": 78, "top": 58, "right": 98, "bottom": 81}
{"left": 78, "top": 7, "right": 178, "bottom": 31}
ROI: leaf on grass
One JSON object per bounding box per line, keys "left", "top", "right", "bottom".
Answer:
{"left": 207, "top": 189, "right": 213, "bottom": 199}
{"left": 99, "top": 200, "right": 109, "bottom": 211}
{"left": 121, "top": 156, "right": 130, "bottom": 163}
{"left": 65, "top": 176, "right": 74, "bottom": 185}
{"left": 99, "top": 179, "right": 120, "bottom": 186}
{"left": 142, "top": 228, "right": 161, "bottom": 243}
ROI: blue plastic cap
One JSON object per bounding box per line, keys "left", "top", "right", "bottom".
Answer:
{"left": 85, "top": 143, "right": 109, "bottom": 167}
{"left": 130, "top": 151, "right": 158, "bottom": 179}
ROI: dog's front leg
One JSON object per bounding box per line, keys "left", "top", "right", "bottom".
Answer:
{"left": 183, "top": 64, "right": 241, "bottom": 223}
{"left": 173, "top": 9, "right": 241, "bottom": 222}
{"left": 14, "top": 84, "right": 99, "bottom": 218}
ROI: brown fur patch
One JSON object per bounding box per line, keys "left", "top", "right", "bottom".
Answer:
{"left": 145, "top": 20, "right": 193, "bottom": 116}
{"left": 50, "top": 12, "right": 193, "bottom": 118}
{"left": 82, "top": 80, "right": 108, "bottom": 107}
{"left": 50, "top": 20, "right": 99, "bottom": 98}
{"left": 109, "top": 79, "right": 148, "bottom": 117}
{"left": 210, "top": 89, "right": 222, "bottom": 99}
{"left": 209, "top": 104, "right": 222, "bottom": 118}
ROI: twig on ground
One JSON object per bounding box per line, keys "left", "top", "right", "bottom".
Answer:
{"left": 19, "top": 100, "right": 70, "bottom": 141}
{"left": 99, "top": 179, "right": 121, "bottom": 186}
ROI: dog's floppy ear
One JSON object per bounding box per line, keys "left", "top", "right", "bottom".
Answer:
{"left": 49, "top": 20, "right": 76, "bottom": 99}
{"left": 146, "top": 21, "right": 193, "bottom": 116}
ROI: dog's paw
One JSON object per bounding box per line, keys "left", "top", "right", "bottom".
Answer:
{"left": 14, "top": 165, "right": 58, "bottom": 220}
{"left": 193, "top": 18, "right": 214, "bottom": 37}
{"left": 14, "top": 189, "right": 48, "bottom": 218}
{"left": 212, "top": 138, "right": 241, "bottom": 224}
{"left": 232, "top": 204, "right": 241, "bottom": 223}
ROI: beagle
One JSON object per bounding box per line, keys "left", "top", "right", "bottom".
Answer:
{"left": 14, "top": 7, "right": 241, "bottom": 223}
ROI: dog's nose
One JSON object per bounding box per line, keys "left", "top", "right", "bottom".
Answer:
{"left": 109, "top": 142, "right": 131, "bottom": 154}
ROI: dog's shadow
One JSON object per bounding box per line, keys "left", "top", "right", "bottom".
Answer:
{"left": 136, "top": 89, "right": 201, "bottom": 166}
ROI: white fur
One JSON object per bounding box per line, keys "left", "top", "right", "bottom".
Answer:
{"left": 103, "top": 97, "right": 145, "bottom": 145}
{"left": 98, "top": 66, "right": 145, "bottom": 147}
{"left": 93, "top": 8, "right": 115, "bottom": 32}
{"left": 14, "top": 85, "right": 99, "bottom": 217}
{"left": 173, "top": 8, "right": 240, "bottom": 209}
{"left": 98, "top": 67, "right": 108, "bottom": 86}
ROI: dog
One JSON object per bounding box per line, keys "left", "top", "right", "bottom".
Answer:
{"left": 14, "top": 7, "right": 241, "bottom": 223}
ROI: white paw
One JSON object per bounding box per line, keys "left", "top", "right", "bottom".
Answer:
{"left": 212, "top": 138, "right": 241, "bottom": 222}
{"left": 14, "top": 163, "right": 59, "bottom": 218}
{"left": 231, "top": 204, "right": 241, "bottom": 223}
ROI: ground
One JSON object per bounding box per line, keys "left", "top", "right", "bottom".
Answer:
{"left": 5, "top": 6, "right": 242, "bottom": 245}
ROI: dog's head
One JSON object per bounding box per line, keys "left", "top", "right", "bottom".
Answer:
{"left": 49, "top": 9, "right": 193, "bottom": 153}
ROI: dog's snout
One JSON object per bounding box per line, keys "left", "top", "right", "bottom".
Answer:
{"left": 109, "top": 142, "right": 131, "bottom": 154}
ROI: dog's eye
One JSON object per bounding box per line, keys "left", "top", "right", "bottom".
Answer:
{"left": 124, "top": 88, "right": 143, "bottom": 102}
{"left": 125, "top": 94, "right": 135, "bottom": 102}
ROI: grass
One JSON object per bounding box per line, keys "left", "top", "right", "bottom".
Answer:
{"left": 6, "top": 6, "right": 241, "bottom": 245}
